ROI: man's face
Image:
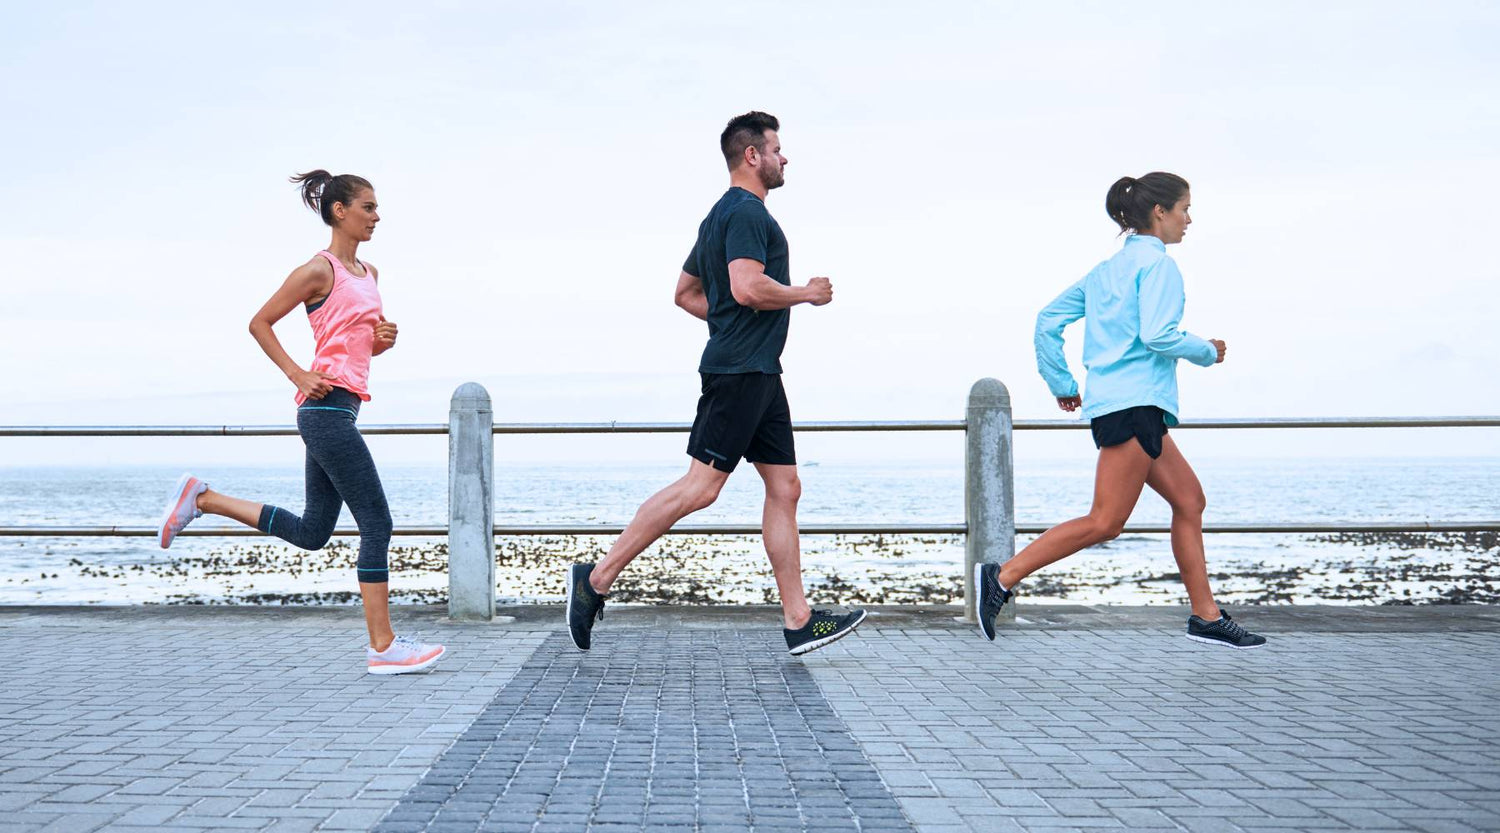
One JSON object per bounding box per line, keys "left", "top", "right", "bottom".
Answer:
{"left": 750, "top": 130, "right": 787, "bottom": 190}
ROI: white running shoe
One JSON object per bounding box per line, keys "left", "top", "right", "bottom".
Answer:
{"left": 157, "top": 473, "right": 208, "bottom": 549}
{"left": 367, "top": 634, "right": 446, "bottom": 675}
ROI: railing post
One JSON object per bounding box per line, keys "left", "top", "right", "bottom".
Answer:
{"left": 448, "top": 383, "right": 494, "bottom": 621}
{"left": 964, "top": 378, "right": 1015, "bottom": 623}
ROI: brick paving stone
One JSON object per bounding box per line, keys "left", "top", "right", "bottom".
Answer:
{"left": 0, "top": 607, "right": 542, "bottom": 831}
{"left": 802, "top": 620, "right": 1500, "bottom": 833}
{"left": 372, "top": 630, "right": 915, "bottom": 832}
{"left": 5, "top": 605, "right": 1499, "bottom": 832}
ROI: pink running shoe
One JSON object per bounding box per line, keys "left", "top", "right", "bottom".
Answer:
{"left": 367, "top": 635, "right": 446, "bottom": 675}
{"left": 157, "top": 473, "right": 208, "bottom": 549}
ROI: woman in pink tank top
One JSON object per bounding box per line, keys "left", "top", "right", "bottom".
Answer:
{"left": 153, "top": 170, "right": 445, "bottom": 675}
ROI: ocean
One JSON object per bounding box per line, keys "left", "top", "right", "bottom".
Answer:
{"left": 1, "top": 458, "right": 1496, "bottom": 606}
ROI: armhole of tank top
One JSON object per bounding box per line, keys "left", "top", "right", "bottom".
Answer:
{"left": 306, "top": 251, "right": 339, "bottom": 314}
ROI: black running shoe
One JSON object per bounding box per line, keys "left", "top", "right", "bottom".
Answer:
{"left": 784, "top": 608, "right": 867, "bottom": 656}
{"left": 1186, "top": 610, "right": 1266, "bottom": 649}
{"left": 975, "top": 562, "right": 1012, "bottom": 641}
{"left": 566, "top": 563, "right": 607, "bottom": 650}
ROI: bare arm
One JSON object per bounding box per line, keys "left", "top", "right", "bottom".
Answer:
{"left": 675, "top": 271, "right": 709, "bottom": 321}
{"left": 728, "top": 258, "right": 832, "bottom": 310}
{"left": 248, "top": 257, "right": 337, "bottom": 399}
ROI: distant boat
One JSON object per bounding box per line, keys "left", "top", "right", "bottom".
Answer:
{"left": 803, "top": 461, "right": 820, "bottom": 467}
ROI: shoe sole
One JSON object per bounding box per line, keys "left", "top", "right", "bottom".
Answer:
{"left": 788, "top": 609, "right": 868, "bottom": 656}
{"left": 368, "top": 646, "right": 446, "bottom": 675}
{"left": 157, "top": 472, "right": 195, "bottom": 549}
{"left": 973, "top": 563, "right": 996, "bottom": 641}
{"left": 1186, "top": 633, "right": 1266, "bottom": 649}
{"left": 565, "top": 565, "right": 589, "bottom": 651}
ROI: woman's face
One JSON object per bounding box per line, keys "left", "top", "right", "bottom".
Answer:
{"left": 1154, "top": 192, "right": 1191, "bottom": 244}
{"left": 332, "top": 188, "right": 379, "bottom": 242}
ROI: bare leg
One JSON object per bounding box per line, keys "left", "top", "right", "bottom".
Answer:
{"left": 754, "top": 463, "right": 812, "bottom": 629}
{"left": 359, "top": 582, "right": 397, "bottom": 651}
{"left": 196, "top": 490, "right": 263, "bottom": 528}
{"left": 591, "top": 459, "right": 729, "bottom": 594}
{"left": 998, "top": 442, "right": 1154, "bottom": 588}
{"left": 1145, "top": 435, "right": 1221, "bottom": 620}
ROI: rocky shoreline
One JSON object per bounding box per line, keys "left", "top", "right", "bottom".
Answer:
{"left": 11, "top": 531, "right": 1494, "bottom": 606}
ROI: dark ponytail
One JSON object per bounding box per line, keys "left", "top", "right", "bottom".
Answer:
{"left": 289, "top": 170, "right": 373, "bottom": 227}
{"left": 1105, "top": 172, "right": 1189, "bottom": 234}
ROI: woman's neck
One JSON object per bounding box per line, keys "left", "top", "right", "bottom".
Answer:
{"left": 326, "top": 234, "right": 360, "bottom": 268}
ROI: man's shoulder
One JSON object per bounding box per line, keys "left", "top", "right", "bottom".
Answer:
{"left": 721, "top": 191, "right": 769, "bottom": 217}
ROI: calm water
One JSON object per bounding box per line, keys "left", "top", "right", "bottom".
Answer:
{"left": 1, "top": 458, "right": 1496, "bottom": 605}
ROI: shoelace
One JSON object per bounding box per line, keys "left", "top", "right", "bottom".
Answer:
{"left": 391, "top": 634, "right": 423, "bottom": 652}
{"left": 1215, "top": 615, "right": 1248, "bottom": 639}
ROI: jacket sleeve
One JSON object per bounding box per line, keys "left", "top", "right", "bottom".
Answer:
{"left": 1034, "top": 279, "right": 1086, "bottom": 398}
{"left": 1137, "top": 257, "right": 1218, "bottom": 367}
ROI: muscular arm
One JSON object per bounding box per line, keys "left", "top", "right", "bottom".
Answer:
{"left": 248, "top": 257, "right": 334, "bottom": 385}
{"left": 728, "top": 259, "right": 824, "bottom": 310}
{"left": 674, "top": 270, "right": 708, "bottom": 321}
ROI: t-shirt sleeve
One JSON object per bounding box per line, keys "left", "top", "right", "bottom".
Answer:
{"left": 723, "top": 203, "right": 771, "bottom": 265}
{"left": 682, "top": 241, "right": 700, "bottom": 277}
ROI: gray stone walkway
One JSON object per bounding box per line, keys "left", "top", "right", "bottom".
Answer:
{"left": 0, "top": 608, "right": 547, "bottom": 832}
{"left": 1, "top": 605, "right": 1497, "bottom": 832}
{"left": 374, "top": 631, "right": 908, "bottom": 833}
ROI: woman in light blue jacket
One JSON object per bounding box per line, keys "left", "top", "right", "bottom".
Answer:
{"left": 976, "top": 172, "right": 1266, "bottom": 649}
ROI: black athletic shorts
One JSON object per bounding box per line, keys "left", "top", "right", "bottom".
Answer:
{"left": 1090, "top": 405, "right": 1169, "bottom": 459}
{"left": 686, "top": 372, "right": 796, "bottom": 473}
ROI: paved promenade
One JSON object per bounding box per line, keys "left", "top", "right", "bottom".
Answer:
{"left": 2, "top": 604, "right": 1497, "bottom": 833}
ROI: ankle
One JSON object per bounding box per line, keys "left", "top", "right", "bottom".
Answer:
{"left": 371, "top": 634, "right": 395, "bottom": 652}
{"left": 1192, "top": 606, "right": 1222, "bottom": 621}
{"left": 785, "top": 610, "right": 811, "bottom": 630}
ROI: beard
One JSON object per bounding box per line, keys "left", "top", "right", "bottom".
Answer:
{"left": 758, "top": 163, "right": 785, "bottom": 190}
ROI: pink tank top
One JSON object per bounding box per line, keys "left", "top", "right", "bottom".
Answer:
{"left": 295, "top": 250, "right": 383, "bottom": 405}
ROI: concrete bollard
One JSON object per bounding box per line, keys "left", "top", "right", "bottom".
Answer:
{"left": 964, "top": 378, "right": 1015, "bottom": 624}
{"left": 448, "top": 383, "right": 495, "bottom": 621}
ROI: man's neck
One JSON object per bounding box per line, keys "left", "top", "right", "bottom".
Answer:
{"left": 729, "top": 171, "right": 768, "bottom": 200}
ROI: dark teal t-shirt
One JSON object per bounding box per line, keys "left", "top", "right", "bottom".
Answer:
{"left": 683, "top": 187, "right": 790, "bottom": 375}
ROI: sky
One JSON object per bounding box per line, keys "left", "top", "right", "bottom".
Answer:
{"left": 2, "top": 1, "right": 1498, "bottom": 466}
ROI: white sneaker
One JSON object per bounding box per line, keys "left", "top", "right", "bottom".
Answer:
{"left": 367, "top": 634, "right": 446, "bottom": 675}
{"left": 157, "top": 473, "right": 208, "bottom": 549}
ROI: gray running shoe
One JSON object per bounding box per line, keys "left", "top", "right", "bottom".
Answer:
{"left": 975, "top": 562, "right": 1012, "bottom": 641}
{"left": 784, "top": 609, "right": 866, "bottom": 655}
{"left": 565, "top": 563, "right": 607, "bottom": 650}
{"left": 1187, "top": 610, "right": 1266, "bottom": 649}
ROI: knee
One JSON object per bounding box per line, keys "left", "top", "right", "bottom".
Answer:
{"left": 368, "top": 508, "right": 394, "bottom": 540}
{"left": 685, "top": 481, "right": 723, "bottom": 513}
{"left": 1088, "top": 515, "right": 1127, "bottom": 543}
{"left": 1177, "top": 489, "right": 1207, "bottom": 518}
{"left": 766, "top": 475, "right": 801, "bottom": 506}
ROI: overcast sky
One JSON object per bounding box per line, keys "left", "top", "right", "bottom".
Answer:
{"left": 3, "top": 1, "right": 1497, "bottom": 466}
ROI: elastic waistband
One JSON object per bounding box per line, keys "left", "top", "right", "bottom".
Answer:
{"left": 298, "top": 386, "right": 362, "bottom": 417}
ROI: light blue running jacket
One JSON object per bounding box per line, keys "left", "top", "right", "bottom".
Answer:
{"left": 1034, "top": 234, "right": 1217, "bottom": 425}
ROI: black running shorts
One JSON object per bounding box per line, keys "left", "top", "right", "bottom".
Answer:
{"left": 1090, "top": 405, "right": 1169, "bottom": 459}
{"left": 686, "top": 372, "right": 796, "bottom": 473}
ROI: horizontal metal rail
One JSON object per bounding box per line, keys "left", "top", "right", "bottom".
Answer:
{"left": 4, "top": 416, "right": 1498, "bottom": 437}
{"left": 5, "top": 521, "right": 1498, "bottom": 538}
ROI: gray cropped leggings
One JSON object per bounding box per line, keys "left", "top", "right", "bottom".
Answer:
{"left": 255, "top": 387, "right": 392, "bottom": 583}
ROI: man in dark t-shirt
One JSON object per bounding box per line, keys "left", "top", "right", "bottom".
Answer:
{"left": 565, "top": 111, "right": 866, "bottom": 656}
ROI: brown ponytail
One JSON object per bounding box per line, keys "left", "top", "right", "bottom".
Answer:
{"left": 289, "top": 170, "right": 373, "bottom": 226}
{"left": 1105, "top": 172, "right": 1189, "bottom": 234}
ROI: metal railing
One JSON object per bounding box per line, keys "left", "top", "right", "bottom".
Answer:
{"left": 4, "top": 380, "right": 1497, "bottom": 620}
